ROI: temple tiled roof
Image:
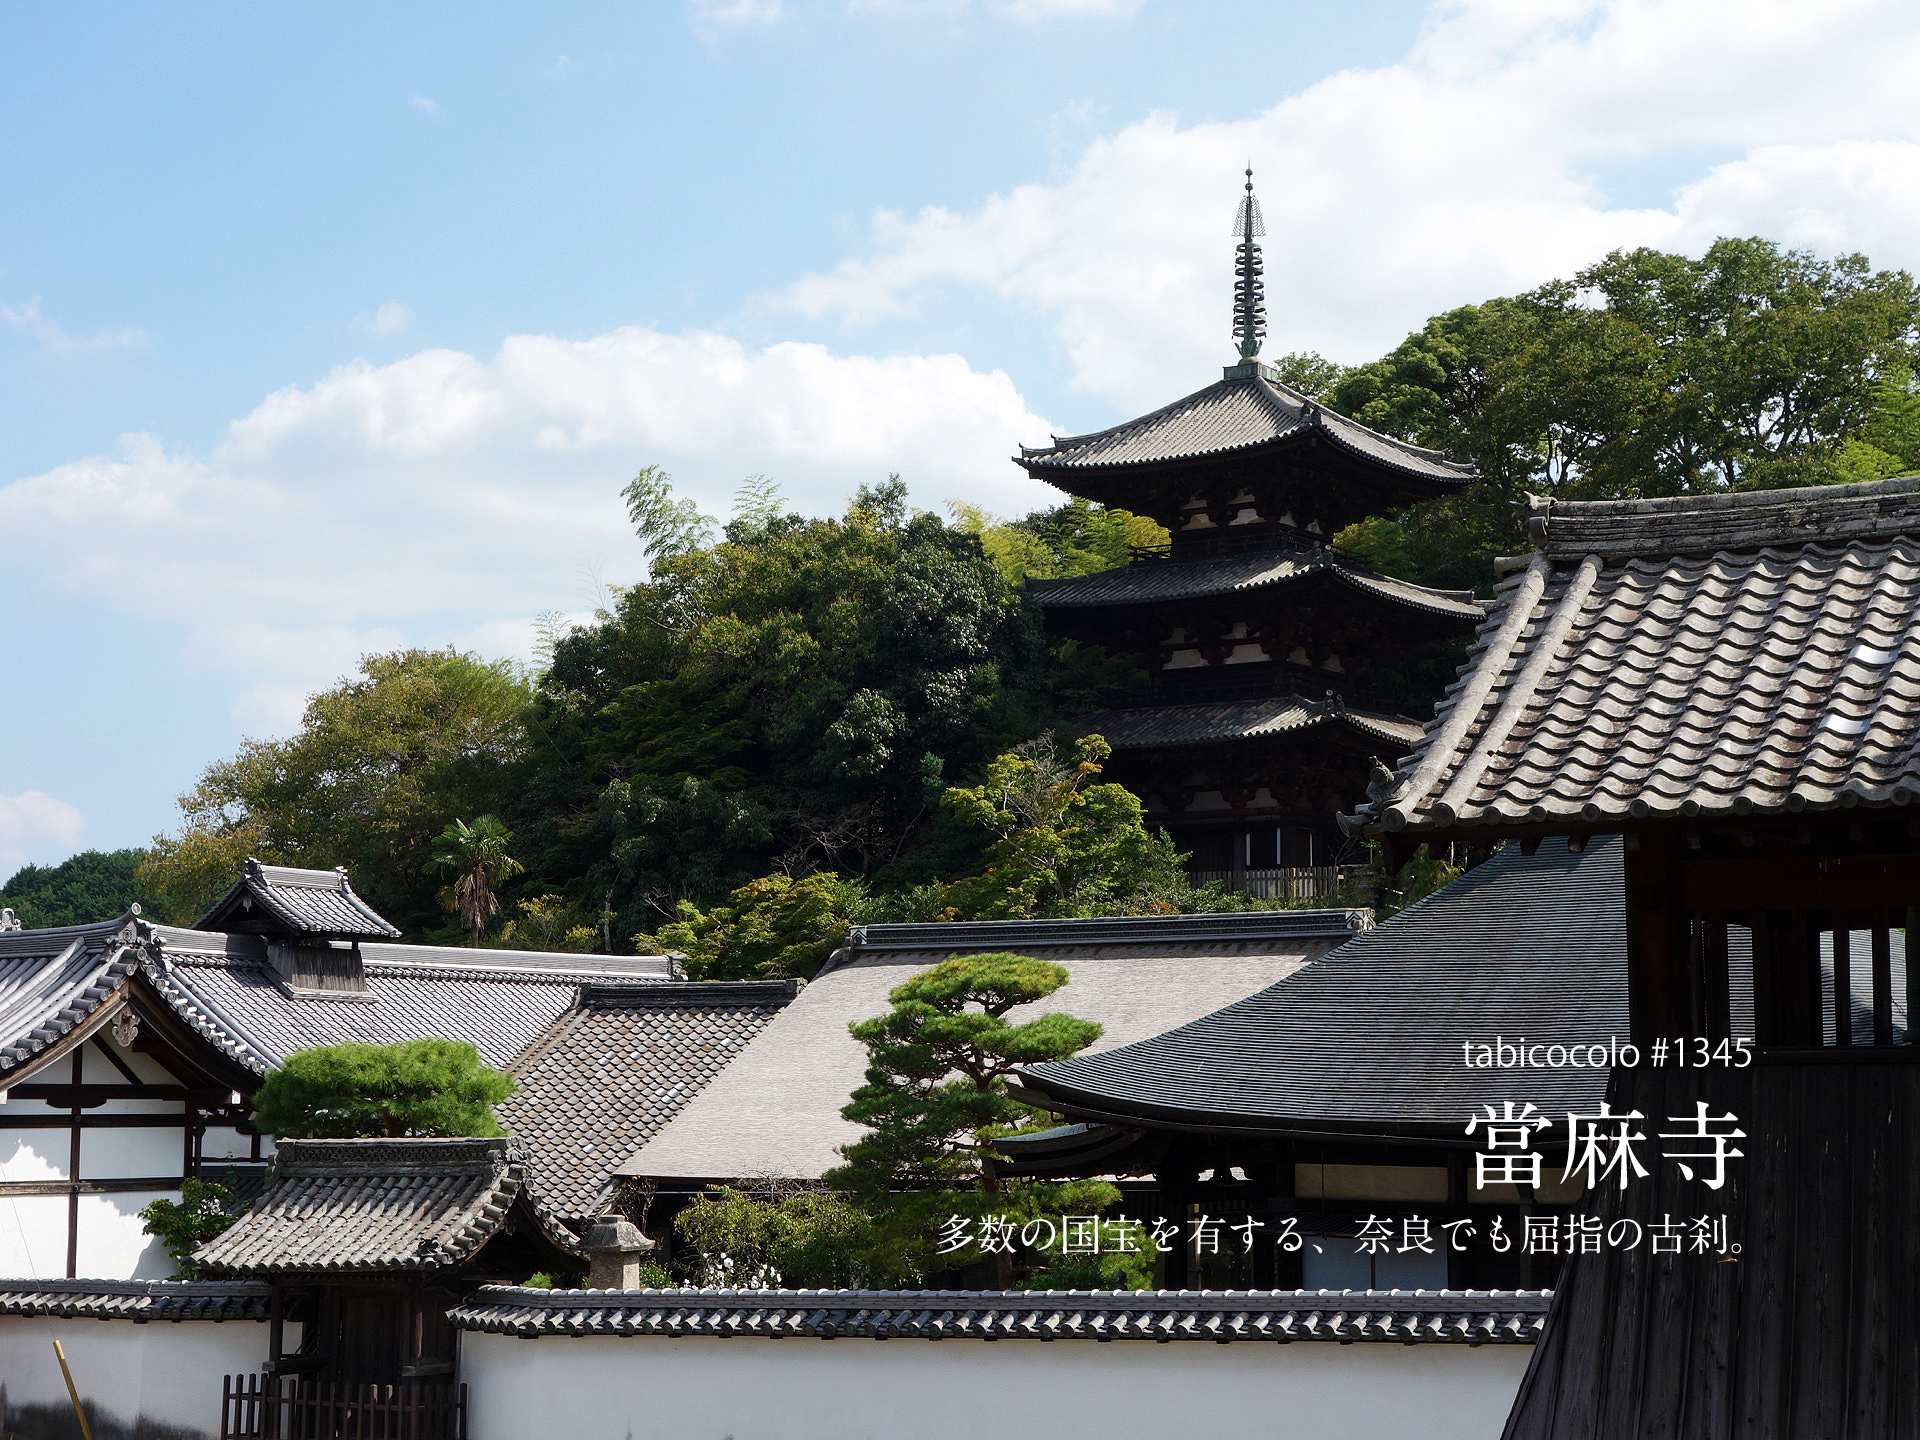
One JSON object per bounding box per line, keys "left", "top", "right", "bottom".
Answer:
{"left": 450, "top": 1285, "right": 1550, "bottom": 1344}
{"left": 619, "top": 913, "right": 1358, "bottom": 1185}
{"left": 0, "top": 916, "right": 146, "bottom": 1075}
{"left": 1018, "top": 837, "right": 1624, "bottom": 1137}
{"left": 1082, "top": 695, "right": 1427, "bottom": 753}
{"left": 146, "top": 926, "right": 673, "bottom": 1073}
{"left": 499, "top": 981, "right": 799, "bottom": 1224}
{"left": 1028, "top": 548, "right": 1486, "bottom": 618}
{"left": 0, "top": 1278, "right": 270, "bottom": 1322}
{"left": 1364, "top": 478, "right": 1920, "bottom": 835}
{"left": 0, "top": 907, "right": 677, "bottom": 1089}
{"left": 197, "top": 859, "right": 401, "bottom": 939}
{"left": 194, "top": 1138, "right": 580, "bottom": 1278}
{"left": 1016, "top": 370, "right": 1473, "bottom": 485}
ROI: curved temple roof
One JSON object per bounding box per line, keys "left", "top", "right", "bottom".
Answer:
{"left": 1017, "top": 368, "right": 1474, "bottom": 486}
{"left": 1018, "top": 837, "right": 1624, "bottom": 1138}
{"left": 197, "top": 858, "right": 401, "bottom": 939}
{"left": 194, "top": 1137, "right": 580, "bottom": 1278}
{"left": 1082, "top": 694, "right": 1427, "bottom": 753}
{"left": 1359, "top": 477, "right": 1920, "bottom": 836}
{"left": 1028, "top": 547, "right": 1486, "bottom": 620}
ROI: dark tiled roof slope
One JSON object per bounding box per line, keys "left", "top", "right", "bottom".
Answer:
{"left": 0, "top": 917, "right": 145, "bottom": 1074}
{"left": 198, "top": 860, "right": 401, "bottom": 939}
{"left": 194, "top": 1138, "right": 579, "bottom": 1277}
{"left": 1028, "top": 548, "right": 1485, "bottom": 619}
{"left": 0, "top": 1278, "right": 269, "bottom": 1321}
{"left": 451, "top": 1286, "right": 1548, "bottom": 1344}
{"left": 1022, "top": 838, "right": 1624, "bottom": 1135}
{"left": 1017, "top": 372, "right": 1473, "bottom": 485}
{"left": 1367, "top": 479, "right": 1920, "bottom": 834}
{"left": 1081, "top": 695, "right": 1426, "bottom": 752}
{"left": 499, "top": 981, "right": 798, "bottom": 1223}
{"left": 848, "top": 909, "right": 1370, "bottom": 954}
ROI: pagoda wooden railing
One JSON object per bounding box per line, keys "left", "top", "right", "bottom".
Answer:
{"left": 1189, "top": 864, "right": 1348, "bottom": 902}
{"left": 220, "top": 1374, "right": 467, "bottom": 1440}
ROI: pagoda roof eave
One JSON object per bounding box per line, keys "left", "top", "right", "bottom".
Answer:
{"left": 1029, "top": 549, "right": 1487, "bottom": 622}
{"left": 1078, "top": 695, "right": 1427, "bottom": 754}
{"left": 1016, "top": 369, "right": 1474, "bottom": 489}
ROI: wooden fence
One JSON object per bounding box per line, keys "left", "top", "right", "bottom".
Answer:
{"left": 220, "top": 1374, "right": 467, "bottom": 1440}
{"left": 1188, "top": 865, "right": 1350, "bottom": 902}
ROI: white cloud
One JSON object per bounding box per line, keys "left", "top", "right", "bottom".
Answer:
{"left": 0, "top": 791, "right": 86, "bottom": 875}
{"left": 0, "top": 329, "right": 1053, "bottom": 736}
{"left": 848, "top": 0, "right": 1135, "bottom": 17}
{"left": 353, "top": 301, "right": 414, "bottom": 335}
{"left": 407, "top": 95, "right": 440, "bottom": 115}
{"left": 2, "top": 297, "right": 148, "bottom": 357}
{"left": 781, "top": 0, "right": 1920, "bottom": 411}
{"left": 690, "top": 0, "right": 785, "bottom": 27}
{"left": 993, "top": 0, "right": 1138, "bottom": 21}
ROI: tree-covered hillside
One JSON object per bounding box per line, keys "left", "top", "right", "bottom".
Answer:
{"left": 1, "top": 849, "right": 157, "bottom": 928}
{"left": 133, "top": 237, "right": 1920, "bottom": 959}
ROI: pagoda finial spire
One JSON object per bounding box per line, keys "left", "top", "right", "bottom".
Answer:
{"left": 1231, "top": 167, "right": 1266, "bottom": 364}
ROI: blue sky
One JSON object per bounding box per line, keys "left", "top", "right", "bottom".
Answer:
{"left": 6, "top": 0, "right": 1920, "bottom": 871}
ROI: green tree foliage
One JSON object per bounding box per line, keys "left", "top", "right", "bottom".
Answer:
{"left": 1331, "top": 239, "right": 1920, "bottom": 590}
{"left": 250, "top": 1039, "right": 517, "bottom": 1139}
{"left": 673, "top": 1184, "right": 874, "bottom": 1288}
{"left": 522, "top": 475, "right": 1144, "bottom": 944}
{"left": 0, "top": 849, "right": 156, "bottom": 928}
{"left": 933, "top": 734, "right": 1193, "bottom": 920}
{"left": 949, "top": 497, "right": 1169, "bottom": 587}
{"left": 430, "top": 815, "right": 524, "bottom": 943}
{"left": 825, "top": 952, "right": 1128, "bottom": 1287}
{"left": 138, "top": 1179, "right": 239, "bottom": 1278}
{"left": 490, "top": 892, "right": 600, "bottom": 953}
{"left": 640, "top": 870, "right": 865, "bottom": 980}
{"left": 139, "top": 650, "right": 531, "bottom": 932}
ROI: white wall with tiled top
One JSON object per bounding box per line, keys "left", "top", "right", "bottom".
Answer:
{"left": 462, "top": 1330, "right": 1533, "bottom": 1440}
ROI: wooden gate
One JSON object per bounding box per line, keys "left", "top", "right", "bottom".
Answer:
{"left": 220, "top": 1375, "right": 467, "bottom": 1440}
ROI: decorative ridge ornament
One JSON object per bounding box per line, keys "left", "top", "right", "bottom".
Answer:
{"left": 1231, "top": 167, "right": 1266, "bottom": 363}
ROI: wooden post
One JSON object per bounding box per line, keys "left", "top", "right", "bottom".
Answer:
{"left": 1624, "top": 832, "right": 1693, "bottom": 1043}
{"left": 52, "top": 1339, "right": 97, "bottom": 1440}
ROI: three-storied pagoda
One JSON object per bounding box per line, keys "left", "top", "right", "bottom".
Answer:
{"left": 1019, "top": 173, "right": 1484, "bottom": 895}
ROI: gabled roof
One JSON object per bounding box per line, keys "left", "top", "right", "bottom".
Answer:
{"left": 451, "top": 1285, "right": 1550, "bottom": 1345}
{"left": 0, "top": 910, "right": 676, "bottom": 1087}
{"left": 1363, "top": 477, "right": 1920, "bottom": 836}
{"left": 194, "top": 1137, "right": 580, "bottom": 1278}
{"left": 1017, "top": 837, "right": 1624, "bottom": 1139}
{"left": 1082, "top": 695, "right": 1427, "bottom": 753}
{"left": 1027, "top": 547, "right": 1486, "bottom": 619}
{"left": 1017, "top": 369, "right": 1474, "bottom": 486}
{"left": 145, "top": 925, "right": 674, "bottom": 1073}
{"left": 0, "top": 915, "right": 147, "bottom": 1076}
{"left": 498, "top": 980, "right": 799, "bottom": 1224}
{"left": 197, "top": 859, "right": 401, "bottom": 940}
{"left": 617, "top": 911, "right": 1363, "bottom": 1186}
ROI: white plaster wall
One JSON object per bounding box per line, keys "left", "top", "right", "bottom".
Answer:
{"left": 76, "top": 1190, "right": 178, "bottom": 1278}
{"left": 462, "top": 1333, "right": 1532, "bottom": 1440}
{"left": 0, "top": 1314, "right": 269, "bottom": 1440}
{"left": 0, "top": 1193, "right": 65, "bottom": 1277}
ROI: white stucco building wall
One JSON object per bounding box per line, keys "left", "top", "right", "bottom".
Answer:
{"left": 0, "top": 1312, "right": 270, "bottom": 1439}
{"left": 462, "top": 1332, "right": 1531, "bottom": 1440}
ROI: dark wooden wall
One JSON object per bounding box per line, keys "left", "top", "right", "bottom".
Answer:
{"left": 1502, "top": 1061, "right": 1920, "bottom": 1439}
